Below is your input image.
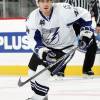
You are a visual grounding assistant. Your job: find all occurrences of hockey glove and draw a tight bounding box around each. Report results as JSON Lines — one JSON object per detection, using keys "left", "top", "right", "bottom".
{"left": 38, "top": 47, "right": 49, "bottom": 59}
{"left": 79, "top": 27, "right": 94, "bottom": 49}
{"left": 45, "top": 51, "right": 57, "bottom": 64}
{"left": 38, "top": 47, "right": 57, "bottom": 64}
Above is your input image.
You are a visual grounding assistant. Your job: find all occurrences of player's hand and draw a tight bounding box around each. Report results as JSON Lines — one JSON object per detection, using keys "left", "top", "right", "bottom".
{"left": 78, "top": 39, "right": 87, "bottom": 49}
{"left": 79, "top": 27, "right": 93, "bottom": 49}
{"left": 78, "top": 37, "right": 93, "bottom": 49}
{"left": 45, "top": 51, "right": 57, "bottom": 64}
{"left": 38, "top": 47, "right": 57, "bottom": 64}
{"left": 38, "top": 47, "right": 49, "bottom": 59}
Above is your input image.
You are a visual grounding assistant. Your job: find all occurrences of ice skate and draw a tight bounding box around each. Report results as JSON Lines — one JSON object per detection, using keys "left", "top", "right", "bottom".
{"left": 83, "top": 71, "right": 94, "bottom": 78}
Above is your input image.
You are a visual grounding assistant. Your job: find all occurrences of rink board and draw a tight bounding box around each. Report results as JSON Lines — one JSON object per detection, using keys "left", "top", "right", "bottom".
{"left": 0, "top": 65, "right": 100, "bottom": 76}
{"left": 0, "top": 19, "right": 100, "bottom": 76}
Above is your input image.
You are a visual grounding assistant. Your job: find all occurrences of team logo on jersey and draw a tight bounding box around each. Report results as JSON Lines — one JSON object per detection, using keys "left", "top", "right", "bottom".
{"left": 42, "top": 27, "right": 60, "bottom": 45}
{"left": 39, "top": 20, "right": 45, "bottom": 26}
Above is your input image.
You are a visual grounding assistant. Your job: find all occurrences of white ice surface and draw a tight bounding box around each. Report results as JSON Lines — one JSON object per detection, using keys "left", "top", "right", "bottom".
{"left": 0, "top": 76, "right": 100, "bottom": 100}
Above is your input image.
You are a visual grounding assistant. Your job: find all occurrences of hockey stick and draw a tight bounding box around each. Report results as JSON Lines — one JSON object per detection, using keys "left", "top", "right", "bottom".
{"left": 18, "top": 46, "right": 78, "bottom": 87}
{"left": 51, "top": 49, "right": 75, "bottom": 75}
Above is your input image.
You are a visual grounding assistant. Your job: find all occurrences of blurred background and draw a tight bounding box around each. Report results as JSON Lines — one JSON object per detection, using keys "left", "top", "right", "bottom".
{"left": 0, "top": 0, "right": 36, "bottom": 18}
{"left": 0, "top": 0, "right": 65, "bottom": 18}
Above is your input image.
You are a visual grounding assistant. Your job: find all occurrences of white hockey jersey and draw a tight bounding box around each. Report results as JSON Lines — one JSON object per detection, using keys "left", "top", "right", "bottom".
{"left": 26, "top": 3, "right": 92, "bottom": 54}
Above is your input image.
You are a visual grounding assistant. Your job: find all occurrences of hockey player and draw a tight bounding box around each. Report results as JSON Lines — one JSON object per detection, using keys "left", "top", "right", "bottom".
{"left": 26, "top": 0, "right": 94, "bottom": 99}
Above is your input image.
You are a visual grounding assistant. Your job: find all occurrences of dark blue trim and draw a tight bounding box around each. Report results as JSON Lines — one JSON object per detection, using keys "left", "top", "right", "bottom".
{"left": 35, "top": 81, "right": 49, "bottom": 90}
{"left": 31, "top": 81, "right": 49, "bottom": 96}
{"left": 34, "top": 30, "right": 44, "bottom": 53}
{"left": 39, "top": 10, "right": 47, "bottom": 21}
{"left": 67, "top": 18, "right": 92, "bottom": 27}
{"left": 49, "top": 7, "right": 53, "bottom": 20}
{"left": 39, "top": 7, "right": 53, "bottom": 21}
{"left": 80, "top": 26, "right": 94, "bottom": 32}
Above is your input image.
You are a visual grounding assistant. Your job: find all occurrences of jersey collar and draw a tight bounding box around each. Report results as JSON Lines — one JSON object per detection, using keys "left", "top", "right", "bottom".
{"left": 39, "top": 7, "right": 53, "bottom": 21}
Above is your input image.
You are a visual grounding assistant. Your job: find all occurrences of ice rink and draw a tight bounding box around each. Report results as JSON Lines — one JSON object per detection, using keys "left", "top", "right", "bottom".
{"left": 0, "top": 76, "right": 100, "bottom": 100}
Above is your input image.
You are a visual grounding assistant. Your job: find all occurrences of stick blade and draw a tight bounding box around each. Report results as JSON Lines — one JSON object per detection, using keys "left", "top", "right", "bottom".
{"left": 18, "top": 77, "right": 23, "bottom": 87}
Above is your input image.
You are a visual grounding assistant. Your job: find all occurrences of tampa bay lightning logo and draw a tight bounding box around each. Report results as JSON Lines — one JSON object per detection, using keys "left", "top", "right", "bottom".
{"left": 42, "top": 27, "right": 59, "bottom": 45}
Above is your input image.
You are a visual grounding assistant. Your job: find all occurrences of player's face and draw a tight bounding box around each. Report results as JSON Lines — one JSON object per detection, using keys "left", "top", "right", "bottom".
{"left": 38, "top": 0, "right": 52, "bottom": 16}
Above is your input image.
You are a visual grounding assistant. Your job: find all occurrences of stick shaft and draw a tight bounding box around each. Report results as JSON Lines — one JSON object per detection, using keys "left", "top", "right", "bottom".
{"left": 18, "top": 46, "right": 78, "bottom": 87}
